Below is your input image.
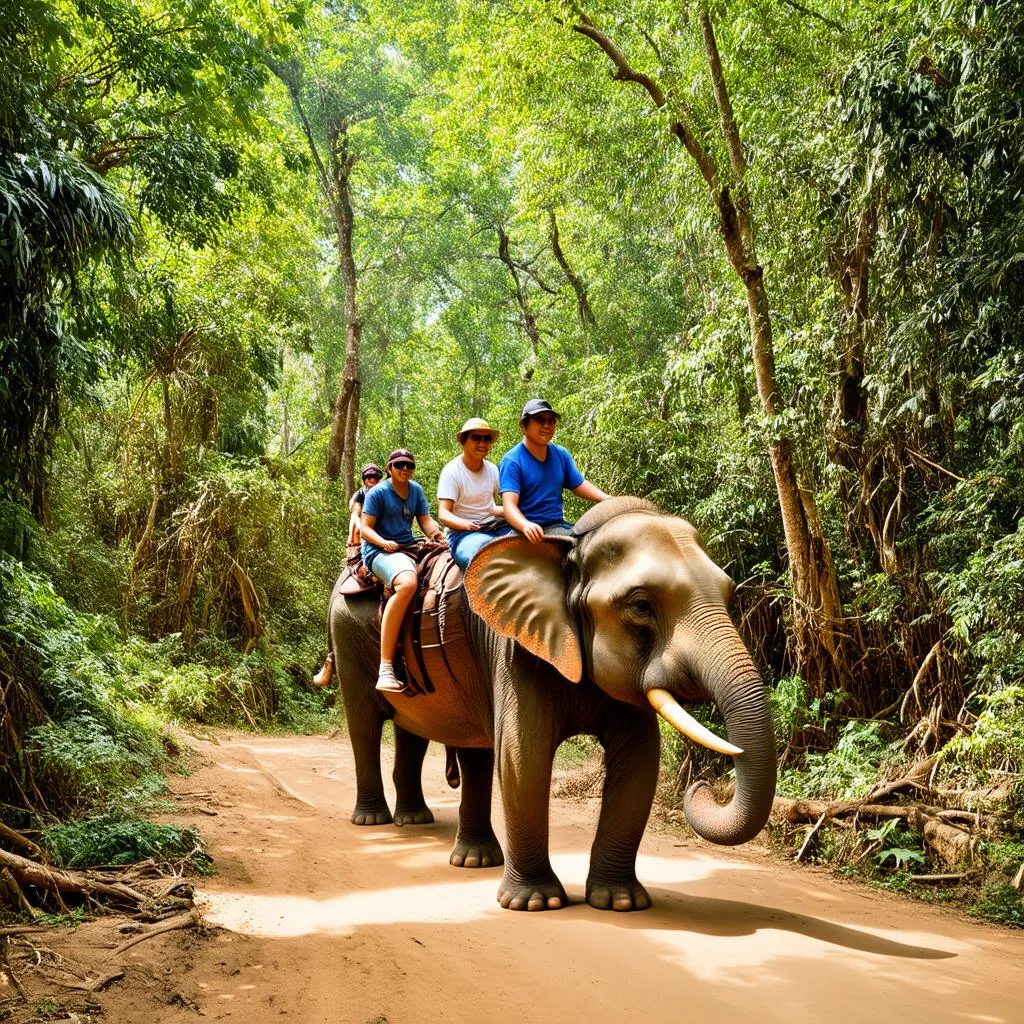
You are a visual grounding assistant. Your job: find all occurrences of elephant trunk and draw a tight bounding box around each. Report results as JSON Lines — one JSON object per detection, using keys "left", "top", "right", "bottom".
{"left": 681, "top": 622, "right": 777, "bottom": 846}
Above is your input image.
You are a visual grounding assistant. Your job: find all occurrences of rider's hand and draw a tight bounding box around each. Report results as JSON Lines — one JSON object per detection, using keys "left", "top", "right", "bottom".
{"left": 522, "top": 521, "right": 545, "bottom": 544}
{"left": 381, "top": 540, "right": 400, "bottom": 553}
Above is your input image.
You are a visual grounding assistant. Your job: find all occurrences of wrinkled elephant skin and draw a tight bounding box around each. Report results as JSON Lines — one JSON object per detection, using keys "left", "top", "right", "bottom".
{"left": 328, "top": 497, "right": 776, "bottom": 911}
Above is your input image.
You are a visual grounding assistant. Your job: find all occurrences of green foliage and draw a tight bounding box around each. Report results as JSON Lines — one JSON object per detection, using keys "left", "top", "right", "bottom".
{"left": 939, "top": 522, "right": 1024, "bottom": 692}
{"left": 984, "top": 839, "right": 1024, "bottom": 877}
{"left": 875, "top": 846, "right": 924, "bottom": 870}
{"left": 771, "top": 675, "right": 809, "bottom": 746}
{"left": 41, "top": 813, "right": 205, "bottom": 869}
{"left": 971, "top": 882, "right": 1024, "bottom": 930}
{"left": 0, "top": 558, "right": 170, "bottom": 817}
{"left": 1, "top": 0, "right": 293, "bottom": 511}
{"left": 940, "top": 687, "right": 1024, "bottom": 780}
{"left": 780, "top": 720, "right": 897, "bottom": 800}
{"left": 555, "top": 735, "right": 600, "bottom": 769}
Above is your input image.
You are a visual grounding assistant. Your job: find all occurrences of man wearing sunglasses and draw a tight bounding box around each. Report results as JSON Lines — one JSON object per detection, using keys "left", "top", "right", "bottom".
{"left": 500, "top": 398, "right": 609, "bottom": 543}
{"left": 360, "top": 449, "right": 445, "bottom": 693}
{"left": 437, "top": 417, "right": 512, "bottom": 571}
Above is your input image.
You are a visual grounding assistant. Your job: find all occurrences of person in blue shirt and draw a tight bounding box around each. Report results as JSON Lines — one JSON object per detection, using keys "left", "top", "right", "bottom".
{"left": 360, "top": 448, "right": 445, "bottom": 693}
{"left": 499, "top": 398, "right": 609, "bottom": 543}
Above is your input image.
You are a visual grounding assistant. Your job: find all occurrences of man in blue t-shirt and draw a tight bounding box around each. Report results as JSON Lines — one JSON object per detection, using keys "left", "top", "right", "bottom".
{"left": 360, "top": 448, "right": 445, "bottom": 693}
{"left": 499, "top": 398, "right": 610, "bottom": 543}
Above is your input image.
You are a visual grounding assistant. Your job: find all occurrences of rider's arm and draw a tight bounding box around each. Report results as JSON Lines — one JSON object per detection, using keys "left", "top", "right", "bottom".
{"left": 359, "top": 514, "right": 398, "bottom": 552}
{"left": 438, "top": 498, "right": 479, "bottom": 532}
{"left": 502, "top": 491, "right": 544, "bottom": 544}
{"left": 417, "top": 513, "right": 445, "bottom": 543}
{"left": 572, "top": 480, "right": 609, "bottom": 503}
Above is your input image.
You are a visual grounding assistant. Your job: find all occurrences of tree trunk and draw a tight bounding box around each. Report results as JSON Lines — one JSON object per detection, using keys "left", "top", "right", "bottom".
{"left": 269, "top": 60, "right": 362, "bottom": 498}
{"left": 573, "top": 8, "right": 851, "bottom": 692}
{"left": 548, "top": 210, "right": 596, "bottom": 330}
{"left": 161, "top": 377, "right": 179, "bottom": 481}
{"left": 496, "top": 224, "right": 543, "bottom": 381}
{"left": 324, "top": 123, "right": 361, "bottom": 496}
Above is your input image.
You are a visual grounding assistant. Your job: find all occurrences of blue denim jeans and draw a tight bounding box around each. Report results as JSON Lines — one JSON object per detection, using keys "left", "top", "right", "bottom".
{"left": 447, "top": 525, "right": 515, "bottom": 571}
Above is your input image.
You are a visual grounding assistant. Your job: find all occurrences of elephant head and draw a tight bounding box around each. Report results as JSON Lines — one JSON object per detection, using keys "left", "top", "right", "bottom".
{"left": 463, "top": 497, "right": 776, "bottom": 846}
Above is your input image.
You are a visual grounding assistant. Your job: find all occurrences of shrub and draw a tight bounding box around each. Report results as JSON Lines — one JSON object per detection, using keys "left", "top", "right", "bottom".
{"left": 780, "top": 719, "right": 898, "bottom": 800}
{"left": 42, "top": 814, "right": 206, "bottom": 869}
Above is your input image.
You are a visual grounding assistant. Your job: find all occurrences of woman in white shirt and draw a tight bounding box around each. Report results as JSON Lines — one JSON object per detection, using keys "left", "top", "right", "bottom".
{"left": 436, "top": 418, "right": 512, "bottom": 570}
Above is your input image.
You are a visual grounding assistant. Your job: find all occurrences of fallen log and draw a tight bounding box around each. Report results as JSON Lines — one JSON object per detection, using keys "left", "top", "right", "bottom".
{"left": 772, "top": 797, "right": 913, "bottom": 823}
{"left": 0, "top": 848, "right": 146, "bottom": 908}
{"left": 772, "top": 797, "right": 979, "bottom": 869}
{"left": 920, "top": 816, "right": 975, "bottom": 867}
{"left": 0, "top": 823, "right": 42, "bottom": 860}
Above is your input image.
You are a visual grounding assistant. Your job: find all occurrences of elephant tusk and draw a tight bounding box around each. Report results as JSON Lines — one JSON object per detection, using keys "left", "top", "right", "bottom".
{"left": 647, "top": 689, "right": 744, "bottom": 756}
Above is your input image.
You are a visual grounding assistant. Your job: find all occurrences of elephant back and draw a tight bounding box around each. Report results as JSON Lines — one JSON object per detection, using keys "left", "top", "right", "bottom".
{"left": 399, "top": 551, "right": 483, "bottom": 698}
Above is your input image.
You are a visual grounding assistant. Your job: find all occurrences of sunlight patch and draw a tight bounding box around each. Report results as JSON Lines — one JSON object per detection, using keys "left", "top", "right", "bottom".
{"left": 197, "top": 878, "right": 502, "bottom": 937}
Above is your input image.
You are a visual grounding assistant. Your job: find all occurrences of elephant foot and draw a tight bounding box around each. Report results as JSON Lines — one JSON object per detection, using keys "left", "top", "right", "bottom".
{"left": 449, "top": 833, "right": 503, "bottom": 869}
{"left": 497, "top": 871, "right": 567, "bottom": 911}
{"left": 585, "top": 874, "right": 652, "bottom": 912}
{"left": 393, "top": 804, "right": 434, "bottom": 827}
{"left": 351, "top": 802, "right": 393, "bottom": 826}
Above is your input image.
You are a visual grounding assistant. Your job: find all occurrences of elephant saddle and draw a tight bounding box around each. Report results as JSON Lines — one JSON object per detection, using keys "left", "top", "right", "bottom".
{"left": 397, "top": 550, "right": 482, "bottom": 699}
{"left": 333, "top": 539, "right": 444, "bottom": 597}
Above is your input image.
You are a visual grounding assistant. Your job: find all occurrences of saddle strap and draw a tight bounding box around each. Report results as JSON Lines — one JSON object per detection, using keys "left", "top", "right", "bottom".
{"left": 398, "top": 550, "right": 483, "bottom": 698}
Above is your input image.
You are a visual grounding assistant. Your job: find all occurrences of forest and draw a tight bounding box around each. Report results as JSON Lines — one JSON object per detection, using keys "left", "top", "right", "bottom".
{"left": 1, "top": 0, "right": 1022, "bottom": 930}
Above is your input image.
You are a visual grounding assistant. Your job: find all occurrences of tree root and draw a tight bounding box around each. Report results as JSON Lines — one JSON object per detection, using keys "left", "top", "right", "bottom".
{"left": 108, "top": 908, "right": 202, "bottom": 959}
{"left": 0, "top": 847, "right": 147, "bottom": 907}
{"left": 772, "top": 794, "right": 984, "bottom": 869}
{"left": 0, "top": 829, "right": 199, "bottom": 922}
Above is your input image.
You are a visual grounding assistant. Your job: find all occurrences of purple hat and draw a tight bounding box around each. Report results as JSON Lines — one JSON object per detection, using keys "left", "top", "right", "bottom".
{"left": 360, "top": 463, "right": 383, "bottom": 480}
{"left": 386, "top": 448, "right": 416, "bottom": 472}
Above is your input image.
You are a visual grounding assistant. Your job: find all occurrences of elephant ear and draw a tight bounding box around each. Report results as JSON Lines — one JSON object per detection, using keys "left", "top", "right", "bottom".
{"left": 463, "top": 534, "right": 582, "bottom": 683}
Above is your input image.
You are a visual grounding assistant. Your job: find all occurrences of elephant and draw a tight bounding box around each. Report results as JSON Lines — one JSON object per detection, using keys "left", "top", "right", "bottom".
{"left": 327, "top": 496, "right": 776, "bottom": 912}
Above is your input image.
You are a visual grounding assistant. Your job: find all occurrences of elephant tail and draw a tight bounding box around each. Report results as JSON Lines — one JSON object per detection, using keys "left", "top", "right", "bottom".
{"left": 445, "top": 746, "right": 461, "bottom": 789}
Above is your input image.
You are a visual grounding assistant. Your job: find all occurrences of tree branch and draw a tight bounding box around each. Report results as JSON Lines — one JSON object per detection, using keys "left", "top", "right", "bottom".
{"left": 699, "top": 6, "right": 745, "bottom": 182}
{"left": 267, "top": 59, "right": 335, "bottom": 207}
{"left": 777, "top": 0, "right": 844, "bottom": 31}
{"left": 549, "top": 209, "right": 596, "bottom": 328}
{"left": 571, "top": 14, "right": 719, "bottom": 195}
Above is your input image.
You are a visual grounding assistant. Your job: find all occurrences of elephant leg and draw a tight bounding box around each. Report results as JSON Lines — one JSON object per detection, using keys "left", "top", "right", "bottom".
{"left": 337, "top": 649, "right": 393, "bottom": 826}
{"left": 345, "top": 709, "right": 392, "bottom": 825}
{"left": 392, "top": 726, "right": 434, "bottom": 826}
{"left": 450, "top": 748, "right": 503, "bottom": 868}
{"left": 586, "top": 706, "right": 660, "bottom": 911}
{"left": 495, "top": 701, "right": 566, "bottom": 911}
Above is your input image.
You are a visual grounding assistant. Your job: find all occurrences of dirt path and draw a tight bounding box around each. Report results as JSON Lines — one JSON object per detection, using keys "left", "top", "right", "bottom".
{"left": 82, "top": 731, "right": 1024, "bottom": 1023}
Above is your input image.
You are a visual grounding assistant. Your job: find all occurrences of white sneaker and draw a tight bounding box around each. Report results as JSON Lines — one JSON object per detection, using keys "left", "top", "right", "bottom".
{"left": 375, "top": 664, "right": 406, "bottom": 693}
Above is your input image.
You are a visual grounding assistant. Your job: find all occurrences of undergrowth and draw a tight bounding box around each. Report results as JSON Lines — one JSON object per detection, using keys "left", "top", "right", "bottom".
{"left": 0, "top": 556, "right": 335, "bottom": 877}
{"left": 41, "top": 814, "right": 210, "bottom": 872}
{"left": 760, "top": 675, "right": 1024, "bottom": 929}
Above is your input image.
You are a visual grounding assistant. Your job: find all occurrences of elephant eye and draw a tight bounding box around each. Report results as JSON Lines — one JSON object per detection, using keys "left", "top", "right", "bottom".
{"left": 622, "top": 593, "right": 658, "bottom": 624}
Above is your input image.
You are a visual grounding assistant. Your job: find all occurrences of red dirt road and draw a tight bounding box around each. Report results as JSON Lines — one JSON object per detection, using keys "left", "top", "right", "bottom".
{"left": 97, "top": 732, "right": 1023, "bottom": 1023}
